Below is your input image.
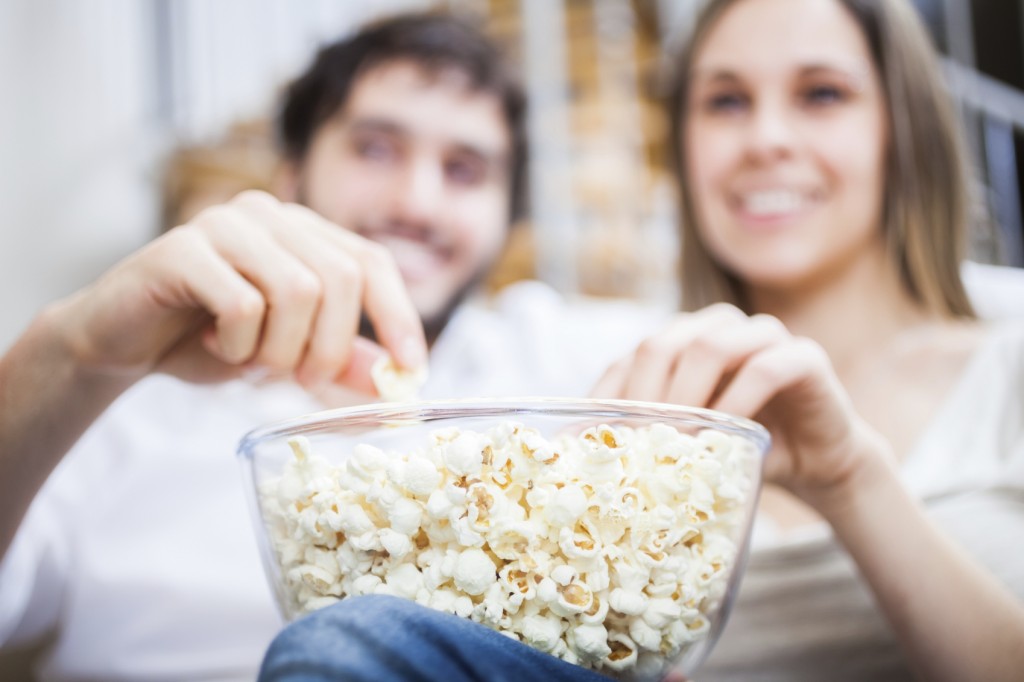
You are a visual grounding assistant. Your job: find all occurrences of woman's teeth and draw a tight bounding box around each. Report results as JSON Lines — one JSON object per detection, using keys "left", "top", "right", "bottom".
{"left": 742, "top": 190, "right": 806, "bottom": 216}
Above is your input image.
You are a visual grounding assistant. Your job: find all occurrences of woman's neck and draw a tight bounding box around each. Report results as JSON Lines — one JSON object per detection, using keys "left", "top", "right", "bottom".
{"left": 745, "top": 246, "right": 931, "bottom": 374}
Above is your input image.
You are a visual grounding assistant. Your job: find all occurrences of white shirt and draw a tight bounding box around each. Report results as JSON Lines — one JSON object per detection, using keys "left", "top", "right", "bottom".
{"left": 701, "top": 320, "right": 1024, "bottom": 681}
{"left": 0, "top": 282, "right": 665, "bottom": 681}
{"left": 5, "top": 266, "right": 1022, "bottom": 680}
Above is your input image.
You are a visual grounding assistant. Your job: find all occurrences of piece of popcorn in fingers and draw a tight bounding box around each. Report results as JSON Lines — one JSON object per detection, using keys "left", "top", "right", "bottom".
{"left": 371, "top": 354, "right": 428, "bottom": 402}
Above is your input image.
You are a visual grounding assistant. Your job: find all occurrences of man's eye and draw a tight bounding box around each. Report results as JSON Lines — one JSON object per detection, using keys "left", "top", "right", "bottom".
{"left": 356, "top": 139, "right": 397, "bottom": 161}
{"left": 446, "top": 158, "right": 485, "bottom": 185}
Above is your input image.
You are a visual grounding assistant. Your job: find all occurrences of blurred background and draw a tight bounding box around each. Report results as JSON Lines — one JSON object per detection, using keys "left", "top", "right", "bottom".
{"left": 1, "top": 0, "right": 1023, "bottom": 351}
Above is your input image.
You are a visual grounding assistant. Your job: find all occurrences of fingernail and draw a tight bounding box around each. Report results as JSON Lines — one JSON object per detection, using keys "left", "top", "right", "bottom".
{"left": 241, "top": 364, "right": 271, "bottom": 383}
{"left": 398, "top": 336, "right": 427, "bottom": 370}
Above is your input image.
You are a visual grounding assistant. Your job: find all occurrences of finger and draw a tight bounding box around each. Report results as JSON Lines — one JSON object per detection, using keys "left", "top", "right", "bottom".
{"left": 255, "top": 199, "right": 428, "bottom": 372}
{"left": 196, "top": 206, "right": 322, "bottom": 372}
{"left": 162, "top": 227, "right": 267, "bottom": 364}
{"left": 589, "top": 356, "right": 633, "bottom": 399}
{"left": 661, "top": 671, "right": 689, "bottom": 682}
{"left": 622, "top": 305, "right": 747, "bottom": 402}
{"left": 620, "top": 331, "right": 683, "bottom": 402}
{"left": 667, "top": 314, "right": 789, "bottom": 408}
{"left": 262, "top": 204, "right": 366, "bottom": 386}
{"left": 349, "top": 240, "right": 426, "bottom": 371}
{"left": 296, "top": 251, "right": 362, "bottom": 387}
{"left": 711, "top": 337, "right": 830, "bottom": 419}
{"left": 333, "top": 336, "right": 388, "bottom": 394}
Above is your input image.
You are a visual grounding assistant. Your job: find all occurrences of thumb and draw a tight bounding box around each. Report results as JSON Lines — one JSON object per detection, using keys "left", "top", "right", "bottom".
{"left": 332, "top": 337, "right": 388, "bottom": 395}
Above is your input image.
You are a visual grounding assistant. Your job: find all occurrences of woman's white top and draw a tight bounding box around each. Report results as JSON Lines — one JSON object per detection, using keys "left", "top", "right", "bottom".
{"left": 702, "top": 321, "right": 1024, "bottom": 681}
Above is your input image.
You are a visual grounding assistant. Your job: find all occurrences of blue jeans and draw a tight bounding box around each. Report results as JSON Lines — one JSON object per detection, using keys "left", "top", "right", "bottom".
{"left": 258, "top": 594, "right": 611, "bottom": 682}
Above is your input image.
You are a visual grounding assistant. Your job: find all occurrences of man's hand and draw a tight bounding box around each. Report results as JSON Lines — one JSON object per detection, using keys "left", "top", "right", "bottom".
{"left": 52, "top": 190, "right": 427, "bottom": 392}
{"left": 1, "top": 190, "right": 429, "bottom": 558}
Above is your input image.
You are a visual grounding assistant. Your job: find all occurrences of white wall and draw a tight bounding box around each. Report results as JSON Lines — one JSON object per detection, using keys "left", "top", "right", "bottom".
{"left": 0, "top": 0, "right": 431, "bottom": 351}
{"left": 1, "top": 0, "right": 160, "bottom": 350}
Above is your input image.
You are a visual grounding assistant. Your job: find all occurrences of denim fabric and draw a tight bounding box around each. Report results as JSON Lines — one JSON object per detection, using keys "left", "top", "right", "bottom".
{"left": 258, "top": 594, "right": 612, "bottom": 682}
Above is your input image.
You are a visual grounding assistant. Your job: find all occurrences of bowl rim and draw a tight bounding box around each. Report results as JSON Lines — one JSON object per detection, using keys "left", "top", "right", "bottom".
{"left": 236, "top": 396, "right": 771, "bottom": 458}
{"left": 237, "top": 395, "right": 771, "bottom": 668}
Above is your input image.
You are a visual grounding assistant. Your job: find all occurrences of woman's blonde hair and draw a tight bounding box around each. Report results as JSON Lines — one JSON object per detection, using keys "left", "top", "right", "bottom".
{"left": 668, "top": 0, "right": 976, "bottom": 317}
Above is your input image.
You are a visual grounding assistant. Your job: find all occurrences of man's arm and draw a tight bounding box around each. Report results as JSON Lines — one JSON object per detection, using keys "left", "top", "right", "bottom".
{"left": 0, "top": 304, "right": 134, "bottom": 561}
{"left": 0, "top": 191, "right": 427, "bottom": 560}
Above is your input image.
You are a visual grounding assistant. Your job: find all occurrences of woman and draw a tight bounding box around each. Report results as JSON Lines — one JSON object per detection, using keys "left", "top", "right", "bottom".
{"left": 259, "top": 1, "right": 1024, "bottom": 680}
{"left": 594, "top": 0, "right": 1024, "bottom": 679}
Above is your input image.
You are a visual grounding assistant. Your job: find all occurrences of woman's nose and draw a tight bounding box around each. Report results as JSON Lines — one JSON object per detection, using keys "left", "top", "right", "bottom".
{"left": 744, "top": 98, "right": 797, "bottom": 163}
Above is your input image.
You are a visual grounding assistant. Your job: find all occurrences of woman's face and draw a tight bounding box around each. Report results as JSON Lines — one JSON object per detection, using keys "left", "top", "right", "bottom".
{"left": 685, "top": 0, "right": 889, "bottom": 292}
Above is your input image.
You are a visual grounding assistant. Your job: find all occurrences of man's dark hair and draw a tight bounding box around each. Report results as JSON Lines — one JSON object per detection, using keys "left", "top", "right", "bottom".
{"left": 278, "top": 12, "right": 528, "bottom": 222}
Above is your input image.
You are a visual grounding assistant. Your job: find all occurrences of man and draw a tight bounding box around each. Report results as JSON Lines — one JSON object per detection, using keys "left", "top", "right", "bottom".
{"left": 274, "top": 12, "right": 527, "bottom": 349}
{"left": 0, "top": 13, "right": 662, "bottom": 680}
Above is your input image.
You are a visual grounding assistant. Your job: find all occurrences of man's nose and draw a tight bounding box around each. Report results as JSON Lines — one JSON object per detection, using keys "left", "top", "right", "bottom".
{"left": 394, "top": 156, "right": 445, "bottom": 223}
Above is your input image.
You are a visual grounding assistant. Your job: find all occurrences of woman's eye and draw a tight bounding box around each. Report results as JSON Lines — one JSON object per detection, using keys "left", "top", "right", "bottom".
{"left": 802, "top": 85, "right": 845, "bottom": 107}
{"left": 705, "top": 92, "right": 748, "bottom": 114}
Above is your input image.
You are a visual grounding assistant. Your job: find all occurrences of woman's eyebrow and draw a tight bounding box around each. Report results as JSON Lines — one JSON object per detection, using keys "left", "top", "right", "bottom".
{"left": 690, "top": 68, "right": 744, "bottom": 86}
{"left": 692, "top": 61, "right": 871, "bottom": 88}
{"left": 797, "top": 63, "right": 871, "bottom": 90}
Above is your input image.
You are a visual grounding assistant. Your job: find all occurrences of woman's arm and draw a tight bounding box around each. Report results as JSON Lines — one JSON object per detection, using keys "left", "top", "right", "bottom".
{"left": 592, "top": 305, "right": 1024, "bottom": 681}
{"left": 818, "top": 444, "right": 1024, "bottom": 682}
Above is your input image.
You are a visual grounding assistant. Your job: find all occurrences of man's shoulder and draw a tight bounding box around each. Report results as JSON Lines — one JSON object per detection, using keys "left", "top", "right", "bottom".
{"left": 428, "top": 280, "right": 670, "bottom": 398}
{"left": 446, "top": 280, "right": 669, "bottom": 360}
{"left": 470, "top": 280, "right": 669, "bottom": 328}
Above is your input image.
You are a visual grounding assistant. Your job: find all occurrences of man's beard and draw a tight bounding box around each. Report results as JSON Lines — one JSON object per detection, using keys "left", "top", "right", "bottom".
{"left": 359, "top": 260, "right": 496, "bottom": 347}
{"left": 292, "top": 182, "right": 501, "bottom": 349}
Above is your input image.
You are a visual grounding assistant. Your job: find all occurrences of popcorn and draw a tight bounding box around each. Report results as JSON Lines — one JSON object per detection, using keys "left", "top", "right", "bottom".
{"left": 642, "top": 597, "right": 683, "bottom": 630}
{"left": 260, "top": 423, "right": 758, "bottom": 679}
{"left": 453, "top": 548, "right": 498, "bottom": 596}
{"left": 370, "top": 355, "right": 427, "bottom": 402}
{"left": 441, "top": 431, "right": 486, "bottom": 476}
{"left": 609, "top": 587, "right": 648, "bottom": 616}
{"left": 350, "top": 573, "right": 382, "bottom": 596}
{"left": 385, "top": 563, "right": 424, "bottom": 599}
{"left": 379, "top": 528, "right": 413, "bottom": 560}
{"left": 545, "top": 484, "right": 588, "bottom": 527}
{"left": 605, "top": 632, "right": 640, "bottom": 672}
{"left": 386, "top": 497, "right": 423, "bottom": 536}
{"left": 536, "top": 576, "right": 560, "bottom": 603}
{"left": 571, "top": 623, "right": 613, "bottom": 661}
{"left": 551, "top": 580, "right": 593, "bottom": 617}
{"left": 628, "top": 616, "right": 662, "bottom": 652}
{"left": 551, "top": 564, "right": 577, "bottom": 587}
{"left": 400, "top": 456, "right": 442, "bottom": 496}
{"left": 519, "top": 613, "right": 564, "bottom": 652}
{"left": 425, "top": 489, "right": 455, "bottom": 520}
{"left": 579, "top": 591, "right": 609, "bottom": 625}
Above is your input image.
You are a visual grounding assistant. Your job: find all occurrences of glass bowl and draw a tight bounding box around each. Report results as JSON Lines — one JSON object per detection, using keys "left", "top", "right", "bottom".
{"left": 238, "top": 398, "right": 769, "bottom": 680}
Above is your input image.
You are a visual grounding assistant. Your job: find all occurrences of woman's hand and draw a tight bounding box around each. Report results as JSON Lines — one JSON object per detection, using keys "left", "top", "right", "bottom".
{"left": 51, "top": 190, "right": 427, "bottom": 393}
{"left": 591, "top": 304, "right": 889, "bottom": 513}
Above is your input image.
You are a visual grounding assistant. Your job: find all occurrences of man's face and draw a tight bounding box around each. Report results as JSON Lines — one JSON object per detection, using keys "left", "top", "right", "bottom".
{"left": 291, "top": 60, "right": 512, "bottom": 338}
